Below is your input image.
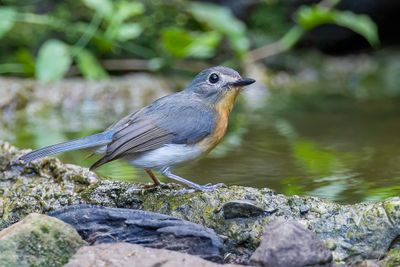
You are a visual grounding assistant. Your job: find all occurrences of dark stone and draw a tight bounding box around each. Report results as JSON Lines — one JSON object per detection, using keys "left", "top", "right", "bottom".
{"left": 250, "top": 219, "right": 333, "bottom": 267}
{"left": 299, "top": 204, "right": 310, "bottom": 215}
{"left": 49, "top": 204, "right": 223, "bottom": 262}
{"left": 222, "top": 200, "right": 265, "bottom": 219}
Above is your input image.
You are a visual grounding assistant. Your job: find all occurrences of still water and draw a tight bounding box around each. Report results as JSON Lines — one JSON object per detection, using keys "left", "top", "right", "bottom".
{"left": 2, "top": 92, "right": 400, "bottom": 204}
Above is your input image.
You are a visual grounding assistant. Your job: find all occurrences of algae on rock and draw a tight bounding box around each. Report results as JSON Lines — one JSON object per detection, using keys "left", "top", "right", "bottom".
{"left": 0, "top": 142, "right": 98, "bottom": 229}
{"left": 380, "top": 248, "right": 400, "bottom": 267}
{"left": 0, "top": 213, "right": 86, "bottom": 267}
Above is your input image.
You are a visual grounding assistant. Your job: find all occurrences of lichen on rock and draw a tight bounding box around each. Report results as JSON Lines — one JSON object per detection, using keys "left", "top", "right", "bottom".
{"left": 0, "top": 141, "right": 98, "bottom": 229}
{"left": 0, "top": 213, "right": 86, "bottom": 267}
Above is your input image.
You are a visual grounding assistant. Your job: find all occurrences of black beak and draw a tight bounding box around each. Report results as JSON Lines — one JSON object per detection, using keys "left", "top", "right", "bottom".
{"left": 230, "top": 78, "right": 256, "bottom": 87}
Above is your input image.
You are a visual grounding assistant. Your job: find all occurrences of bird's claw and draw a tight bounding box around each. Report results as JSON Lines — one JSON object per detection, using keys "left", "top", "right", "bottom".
{"left": 164, "top": 183, "right": 226, "bottom": 195}
{"left": 196, "top": 182, "right": 226, "bottom": 192}
{"left": 140, "top": 182, "right": 163, "bottom": 190}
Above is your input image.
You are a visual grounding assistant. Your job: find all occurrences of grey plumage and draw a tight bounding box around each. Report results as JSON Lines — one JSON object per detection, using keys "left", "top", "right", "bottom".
{"left": 90, "top": 91, "right": 215, "bottom": 170}
{"left": 21, "top": 90, "right": 216, "bottom": 169}
{"left": 20, "top": 131, "right": 114, "bottom": 163}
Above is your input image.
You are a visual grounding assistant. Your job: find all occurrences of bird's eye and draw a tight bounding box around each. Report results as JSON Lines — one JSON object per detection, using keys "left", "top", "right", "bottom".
{"left": 209, "top": 73, "right": 219, "bottom": 84}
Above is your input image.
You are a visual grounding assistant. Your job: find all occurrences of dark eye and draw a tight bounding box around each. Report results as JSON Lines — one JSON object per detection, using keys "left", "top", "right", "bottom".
{"left": 209, "top": 73, "right": 219, "bottom": 84}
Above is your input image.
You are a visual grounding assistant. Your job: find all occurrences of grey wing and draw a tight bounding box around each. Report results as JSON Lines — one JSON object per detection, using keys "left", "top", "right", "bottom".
{"left": 90, "top": 94, "right": 215, "bottom": 170}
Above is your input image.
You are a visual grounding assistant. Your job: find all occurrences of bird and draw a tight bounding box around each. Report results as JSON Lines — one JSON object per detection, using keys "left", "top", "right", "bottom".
{"left": 19, "top": 66, "right": 255, "bottom": 191}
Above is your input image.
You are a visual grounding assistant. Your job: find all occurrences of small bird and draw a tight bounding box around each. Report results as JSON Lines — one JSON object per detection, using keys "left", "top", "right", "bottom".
{"left": 20, "top": 66, "right": 255, "bottom": 191}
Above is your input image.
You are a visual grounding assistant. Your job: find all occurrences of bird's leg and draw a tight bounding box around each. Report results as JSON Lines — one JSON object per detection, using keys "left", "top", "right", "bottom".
{"left": 160, "top": 167, "right": 224, "bottom": 192}
{"left": 145, "top": 169, "right": 161, "bottom": 187}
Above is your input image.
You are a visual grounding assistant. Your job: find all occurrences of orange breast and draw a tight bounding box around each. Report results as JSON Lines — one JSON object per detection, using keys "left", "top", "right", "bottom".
{"left": 198, "top": 90, "right": 239, "bottom": 152}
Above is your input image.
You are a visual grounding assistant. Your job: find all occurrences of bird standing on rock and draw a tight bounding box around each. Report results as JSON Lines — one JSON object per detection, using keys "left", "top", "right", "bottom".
{"left": 20, "top": 66, "right": 255, "bottom": 191}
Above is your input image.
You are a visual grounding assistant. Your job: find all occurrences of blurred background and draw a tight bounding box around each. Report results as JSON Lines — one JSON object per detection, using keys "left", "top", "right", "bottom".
{"left": 1, "top": 0, "right": 400, "bottom": 203}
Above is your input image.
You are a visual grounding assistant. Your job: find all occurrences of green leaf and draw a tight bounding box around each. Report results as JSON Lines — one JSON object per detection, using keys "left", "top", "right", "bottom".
{"left": 73, "top": 48, "right": 108, "bottom": 80}
{"left": 16, "top": 49, "right": 36, "bottom": 76}
{"left": 187, "top": 31, "right": 221, "bottom": 58}
{"left": 161, "top": 28, "right": 194, "bottom": 58}
{"left": 82, "top": 0, "right": 113, "bottom": 18}
{"left": 161, "top": 28, "right": 220, "bottom": 58}
{"left": 114, "top": 1, "right": 144, "bottom": 22}
{"left": 36, "top": 39, "right": 72, "bottom": 81}
{"left": 333, "top": 11, "right": 379, "bottom": 47}
{"left": 116, "top": 23, "right": 142, "bottom": 41}
{"left": 296, "top": 5, "right": 334, "bottom": 29}
{"left": 188, "top": 2, "right": 249, "bottom": 56}
{"left": 296, "top": 6, "right": 379, "bottom": 47}
{"left": 0, "top": 7, "right": 16, "bottom": 39}
{"left": 104, "top": 2, "right": 144, "bottom": 40}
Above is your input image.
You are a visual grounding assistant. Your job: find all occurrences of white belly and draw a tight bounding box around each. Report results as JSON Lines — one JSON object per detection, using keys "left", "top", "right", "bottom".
{"left": 128, "top": 144, "right": 204, "bottom": 170}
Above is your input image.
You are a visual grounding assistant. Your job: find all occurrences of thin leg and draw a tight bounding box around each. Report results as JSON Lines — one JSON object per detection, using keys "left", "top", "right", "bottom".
{"left": 145, "top": 169, "right": 161, "bottom": 186}
{"left": 160, "top": 167, "right": 224, "bottom": 192}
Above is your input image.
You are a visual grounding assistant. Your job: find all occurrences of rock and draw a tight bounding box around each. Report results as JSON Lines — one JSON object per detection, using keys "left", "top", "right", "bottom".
{"left": 351, "top": 260, "right": 380, "bottom": 267}
{"left": 222, "top": 200, "right": 266, "bottom": 219}
{"left": 2, "top": 142, "right": 400, "bottom": 265}
{"left": 0, "top": 76, "right": 171, "bottom": 126}
{"left": 49, "top": 204, "right": 223, "bottom": 262}
{"left": 249, "top": 219, "right": 333, "bottom": 267}
{"left": 379, "top": 248, "right": 400, "bottom": 267}
{"left": 0, "top": 213, "right": 86, "bottom": 267}
{"left": 65, "top": 243, "right": 243, "bottom": 267}
{"left": 0, "top": 141, "right": 99, "bottom": 229}
{"left": 299, "top": 204, "right": 310, "bottom": 215}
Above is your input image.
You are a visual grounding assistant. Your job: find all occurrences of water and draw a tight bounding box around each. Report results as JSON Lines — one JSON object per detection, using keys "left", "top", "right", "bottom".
{"left": 2, "top": 91, "right": 400, "bottom": 204}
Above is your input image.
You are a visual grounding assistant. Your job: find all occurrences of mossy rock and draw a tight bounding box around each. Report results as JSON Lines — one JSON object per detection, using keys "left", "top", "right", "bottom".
{"left": 0, "top": 213, "right": 86, "bottom": 267}
{"left": 2, "top": 141, "right": 400, "bottom": 265}
{"left": 380, "top": 248, "right": 400, "bottom": 267}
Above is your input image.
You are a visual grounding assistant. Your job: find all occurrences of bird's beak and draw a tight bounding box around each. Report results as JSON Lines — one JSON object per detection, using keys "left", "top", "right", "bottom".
{"left": 230, "top": 78, "right": 256, "bottom": 87}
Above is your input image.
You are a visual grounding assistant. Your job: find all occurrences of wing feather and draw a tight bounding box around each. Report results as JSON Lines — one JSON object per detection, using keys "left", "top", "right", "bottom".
{"left": 90, "top": 92, "right": 216, "bottom": 170}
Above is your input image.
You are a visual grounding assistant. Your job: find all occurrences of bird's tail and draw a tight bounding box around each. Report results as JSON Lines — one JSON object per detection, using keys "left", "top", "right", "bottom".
{"left": 20, "top": 131, "right": 113, "bottom": 163}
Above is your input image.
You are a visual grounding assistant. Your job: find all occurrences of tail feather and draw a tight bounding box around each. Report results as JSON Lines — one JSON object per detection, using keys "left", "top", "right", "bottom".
{"left": 20, "top": 131, "right": 113, "bottom": 163}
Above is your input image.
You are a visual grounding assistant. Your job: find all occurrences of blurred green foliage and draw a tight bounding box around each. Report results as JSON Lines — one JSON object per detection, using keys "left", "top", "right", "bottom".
{"left": 0, "top": 0, "right": 379, "bottom": 81}
{"left": 296, "top": 4, "right": 379, "bottom": 47}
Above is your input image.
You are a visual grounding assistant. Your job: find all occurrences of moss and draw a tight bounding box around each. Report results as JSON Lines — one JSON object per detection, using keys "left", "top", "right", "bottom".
{"left": 381, "top": 248, "right": 400, "bottom": 267}
{"left": 383, "top": 198, "right": 400, "bottom": 223}
{"left": 0, "top": 213, "right": 86, "bottom": 267}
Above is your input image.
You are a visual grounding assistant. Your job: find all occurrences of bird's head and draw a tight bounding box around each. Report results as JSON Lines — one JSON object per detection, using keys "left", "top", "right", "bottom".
{"left": 185, "top": 66, "right": 255, "bottom": 105}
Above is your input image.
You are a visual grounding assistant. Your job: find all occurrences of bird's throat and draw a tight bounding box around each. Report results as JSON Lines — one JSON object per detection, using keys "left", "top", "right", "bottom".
{"left": 198, "top": 89, "right": 239, "bottom": 152}
{"left": 216, "top": 89, "right": 240, "bottom": 115}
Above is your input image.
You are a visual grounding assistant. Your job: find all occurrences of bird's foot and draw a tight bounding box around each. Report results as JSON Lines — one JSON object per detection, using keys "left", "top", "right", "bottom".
{"left": 195, "top": 183, "right": 226, "bottom": 192}
{"left": 168, "top": 183, "right": 226, "bottom": 194}
{"left": 140, "top": 183, "right": 162, "bottom": 190}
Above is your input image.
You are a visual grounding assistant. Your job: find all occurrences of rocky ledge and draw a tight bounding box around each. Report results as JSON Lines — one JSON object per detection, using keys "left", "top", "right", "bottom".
{"left": 1, "top": 141, "right": 400, "bottom": 266}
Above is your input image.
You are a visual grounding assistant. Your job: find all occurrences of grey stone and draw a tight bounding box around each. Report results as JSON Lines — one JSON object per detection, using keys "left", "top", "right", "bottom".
{"left": 250, "top": 219, "right": 333, "bottom": 267}
{"left": 351, "top": 260, "right": 379, "bottom": 267}
{"left": 49, "top": 204, "right": 223, "bottom": 262}
{"left": 222, "top": 200, "right": 265, "bottom": 219}
{"left": 65, "top": 243, "right": 243, "bottom": 267}
{"left": 0, "top": 213, "right": 86, "bottom": 267}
